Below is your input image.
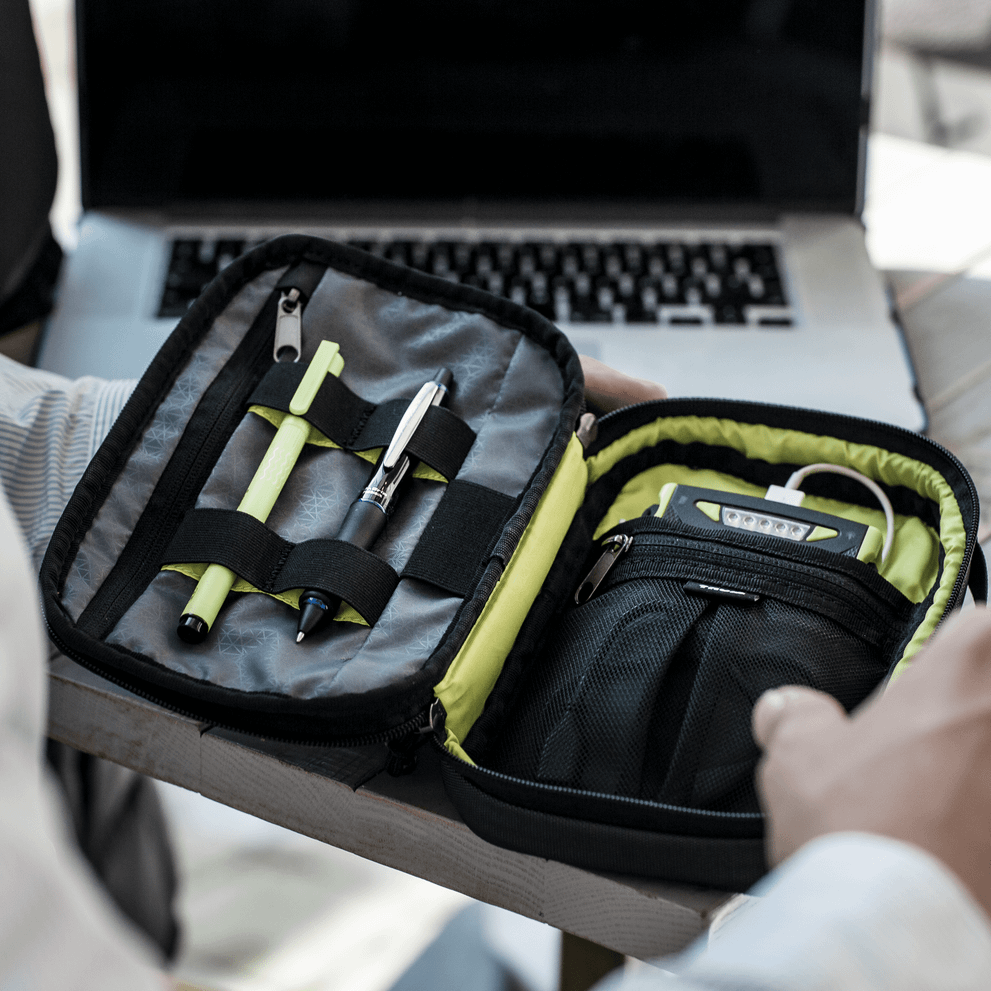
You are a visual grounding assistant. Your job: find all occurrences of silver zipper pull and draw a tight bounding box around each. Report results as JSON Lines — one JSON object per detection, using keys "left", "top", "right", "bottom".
{"left": 574, "top": 533, "right": 633, "bottom": 605}
{"left": 274, "top": 288, "right": 302, "bottom": 362}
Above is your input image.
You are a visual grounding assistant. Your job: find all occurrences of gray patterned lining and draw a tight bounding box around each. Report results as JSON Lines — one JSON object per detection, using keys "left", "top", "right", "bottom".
{"left": 62, "top": 268, "right": 287, "bottom": 621}
{"left": 71, "top": 262, "right": 566, "bottom": 701}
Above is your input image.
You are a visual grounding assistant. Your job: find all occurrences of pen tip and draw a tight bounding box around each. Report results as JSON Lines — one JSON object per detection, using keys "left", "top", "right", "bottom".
{"left": 296, "top": 631, "right": 305, "bottom": 643}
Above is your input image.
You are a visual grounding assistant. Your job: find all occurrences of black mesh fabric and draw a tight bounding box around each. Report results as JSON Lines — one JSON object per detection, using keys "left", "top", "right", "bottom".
{"left": 487, "top": 516, "right": 908, "bottom": 816}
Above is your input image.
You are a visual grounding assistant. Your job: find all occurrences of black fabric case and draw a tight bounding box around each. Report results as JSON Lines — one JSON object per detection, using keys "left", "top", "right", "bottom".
{"left": 40, "top": 236, "right": 985, "bottom": 891}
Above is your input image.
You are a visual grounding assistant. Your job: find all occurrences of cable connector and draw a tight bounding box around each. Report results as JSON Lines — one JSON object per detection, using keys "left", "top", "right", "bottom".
{"left": 764, "top": 484, "right": 806, "bottom": 507}
{"left": 767, "top": 463, "right": 895, "bottom": 563}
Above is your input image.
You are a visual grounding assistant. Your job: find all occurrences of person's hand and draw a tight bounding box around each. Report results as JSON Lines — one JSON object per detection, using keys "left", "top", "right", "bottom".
{"left": 579, "top": 354, "right": 667, "bottom": 412}
{"left": 753, "top": 606, "right": 991, "bottom": 917}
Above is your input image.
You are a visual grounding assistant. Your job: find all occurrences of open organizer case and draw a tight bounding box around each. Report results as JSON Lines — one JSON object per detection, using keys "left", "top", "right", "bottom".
{"left": 41, "top": 236, "right": 986, "bottom": 891}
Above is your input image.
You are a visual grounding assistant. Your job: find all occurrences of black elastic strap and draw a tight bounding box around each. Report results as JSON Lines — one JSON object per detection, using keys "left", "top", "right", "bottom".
{"left": 249, "top": 365, "right": 376, "bottom": 445}
{"left": 275, "top": 259, "right": 327, "bottom": 301}
{"left": 403, "top": 480, "right": 517, "bottom": 596}
{"left": 247, "top": 364, "right": 476, "bottom": 480}
{"left": 162, "top": 508, "right": 400, "bottom": 625}
{"left": 353, "top": 401, "right": 476, "bottom": 482}
{"left": 278, "top": 539, "right": 398, "bottom": 624}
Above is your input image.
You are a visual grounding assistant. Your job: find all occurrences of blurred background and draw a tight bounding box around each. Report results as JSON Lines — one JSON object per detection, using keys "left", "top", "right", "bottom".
{"left": 15, "top": 0, "right": 991, "bottom": 988}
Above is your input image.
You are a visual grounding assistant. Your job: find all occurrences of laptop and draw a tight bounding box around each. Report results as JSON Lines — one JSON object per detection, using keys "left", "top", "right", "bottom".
{"left": 38, "top": 0, "right": 925, "bottom": 431}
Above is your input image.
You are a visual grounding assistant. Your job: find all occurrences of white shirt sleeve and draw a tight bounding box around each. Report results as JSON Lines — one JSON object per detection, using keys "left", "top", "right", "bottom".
{"left": 0, "top": 353, "right": 135, "bottom": 570}
{"left": 601, "top": 832, "right": 991, "bottom": 991}
{"left": 0, "top": 486, "right": 162, "bottom": 990}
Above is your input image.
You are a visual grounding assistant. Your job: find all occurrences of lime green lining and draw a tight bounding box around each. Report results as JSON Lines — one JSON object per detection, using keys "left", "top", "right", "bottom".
{"left": 437, "top": 436, "right": 588, "bottom": 764}
{"left": 249, "top": 405, "right": 447, "bottom": 482}
{"left": 586, "top": 416, "right": 966, "bottom": 675}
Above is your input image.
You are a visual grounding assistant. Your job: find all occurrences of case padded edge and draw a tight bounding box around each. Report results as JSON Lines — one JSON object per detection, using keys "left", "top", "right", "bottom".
{"left": 440, "top": 753, "right": 766, "bottom": 891}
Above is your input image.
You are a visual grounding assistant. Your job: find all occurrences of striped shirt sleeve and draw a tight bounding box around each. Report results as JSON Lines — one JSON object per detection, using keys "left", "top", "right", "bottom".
{"left": 0, "top": 354, "right": 135, "bottom": 570}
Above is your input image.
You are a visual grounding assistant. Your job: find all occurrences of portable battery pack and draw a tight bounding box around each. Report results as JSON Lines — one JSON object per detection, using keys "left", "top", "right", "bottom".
{"left": 655, "top": 482, "right": 885, "bottom": 565}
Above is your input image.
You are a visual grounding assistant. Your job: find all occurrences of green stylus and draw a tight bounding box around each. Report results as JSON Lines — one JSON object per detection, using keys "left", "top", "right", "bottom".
{"left": 176, "top": 340, "right": 345, "bottom": 644}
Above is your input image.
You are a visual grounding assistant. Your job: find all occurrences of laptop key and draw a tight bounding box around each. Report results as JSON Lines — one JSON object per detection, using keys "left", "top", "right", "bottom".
{"left": 622, "top": 243, "right": 644, "bottom": 274}
{"left": 410, "top": 242, "right": 430, "bottom": 270}
{"left": 708, "top": 244, "right": 728, "bottom": 270}
{"left": 518, "top": 249, "right": 536, "bottom": 278}
{"left": 452, "top": 242, "right": 474, "bottom": 273}
{"left": 196, "top": 240, "right": 216, "bottom": 265}
{"left": 715, "top": 304, "right": 746, "bottom": 325}
{"left": 596, "top": 282, "right": 614, "bottom": 312}
{"left": 536, "top": 242, "right": 558, "bottom": 271}
{"left": 496, "top": 243, "right": 515, "bottom": 273}
{"left": 666, "top": 244, "right": 686, "bottom": 273}
{"left": 580, "top": 243, "right": 601, "bottom": 274}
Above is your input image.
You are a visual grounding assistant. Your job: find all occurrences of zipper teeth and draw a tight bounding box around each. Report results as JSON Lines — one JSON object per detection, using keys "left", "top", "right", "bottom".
{"left": 610, "top": 536, "right": 885, "bottom": 597}
{"left": 596, "top": 398, "right": 982, "bottom": 618}
{"left": 622, "top": 527, "right": 892, "bottom": 595}
{"left": 434, "top": 738, "right": 761, "bottom": 822}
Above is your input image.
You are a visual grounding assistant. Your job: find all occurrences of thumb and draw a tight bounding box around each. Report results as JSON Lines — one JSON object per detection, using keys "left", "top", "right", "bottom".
{"left": 752, "top": 685, "right": 848, "bottom": 752}
{"left": 579, "top": 354, "right": 667, "bottom": 411}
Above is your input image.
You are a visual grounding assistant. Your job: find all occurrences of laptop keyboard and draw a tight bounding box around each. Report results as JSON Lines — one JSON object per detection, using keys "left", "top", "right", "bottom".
{"left": 159, "top": 236, "right": 791, "bottom": 326}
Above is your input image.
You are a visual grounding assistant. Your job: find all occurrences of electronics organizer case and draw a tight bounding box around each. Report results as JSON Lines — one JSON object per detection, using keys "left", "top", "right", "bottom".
{"left": 41, "top": 235, "right": 985, "bottom": 891}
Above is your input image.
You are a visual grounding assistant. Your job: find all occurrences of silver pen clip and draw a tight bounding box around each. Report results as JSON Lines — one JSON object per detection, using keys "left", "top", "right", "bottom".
{"left": 273, "top": 289, "right": 302, "bottom": 363}
{"left": 382, "top": 370, "right": 451, "bottom": 471}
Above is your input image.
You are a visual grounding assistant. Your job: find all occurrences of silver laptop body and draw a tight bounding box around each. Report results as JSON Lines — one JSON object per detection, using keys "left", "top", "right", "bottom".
{"left": 40, "top": 0, "right": 923, "bottom": 431}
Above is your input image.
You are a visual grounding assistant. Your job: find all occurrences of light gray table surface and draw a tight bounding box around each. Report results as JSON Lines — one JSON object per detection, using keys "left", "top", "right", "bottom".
{"left": 46, "top": 652, "right": 734, "bottom": 962}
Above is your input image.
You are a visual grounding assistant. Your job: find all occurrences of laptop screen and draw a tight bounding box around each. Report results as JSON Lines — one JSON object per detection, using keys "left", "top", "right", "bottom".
{"left": 78, "top": 0, "right": 870, "bottom": 214}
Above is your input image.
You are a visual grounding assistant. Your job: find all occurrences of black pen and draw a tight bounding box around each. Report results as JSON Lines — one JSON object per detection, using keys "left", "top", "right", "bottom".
{"left": 296, "top": 367, "right": 453, "bottom": 641}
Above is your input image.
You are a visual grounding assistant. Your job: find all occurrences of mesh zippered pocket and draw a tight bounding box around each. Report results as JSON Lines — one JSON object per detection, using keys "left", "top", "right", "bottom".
{"left": 487, "top": 514, "right": 911, "bottom": 815}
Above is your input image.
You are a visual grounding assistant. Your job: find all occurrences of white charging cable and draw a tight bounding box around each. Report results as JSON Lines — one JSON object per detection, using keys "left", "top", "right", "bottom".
{"left": 766, "top": 463, "right": 895, "bottom": 563}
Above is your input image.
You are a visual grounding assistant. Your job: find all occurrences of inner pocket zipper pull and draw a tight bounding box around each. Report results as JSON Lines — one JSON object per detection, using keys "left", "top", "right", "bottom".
{"left": 574, "top": 534, "right": 633, "bottom": 605}
{"left": 274, "top": 288, "right": 303, "bottom": 362}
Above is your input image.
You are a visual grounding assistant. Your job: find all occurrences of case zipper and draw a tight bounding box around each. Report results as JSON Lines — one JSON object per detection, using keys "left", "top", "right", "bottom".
{"left": 434, "top": 737, "right": 761, "bottom": 823}
{"left": 273, "top": 288, "right": 302, "bottom": 362}
{"left": 574, "top": 533, "right": 633, "bottom": 605}
{"left": 385, "top": 699, "right": 446, "bottom": 776}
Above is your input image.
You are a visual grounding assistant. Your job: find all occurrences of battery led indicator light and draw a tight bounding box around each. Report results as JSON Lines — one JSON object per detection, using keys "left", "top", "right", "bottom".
{"left": 719, "top": 504, "right": 812, "bottom": 541}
